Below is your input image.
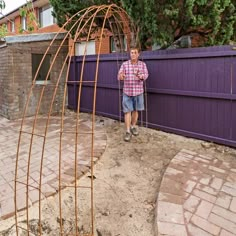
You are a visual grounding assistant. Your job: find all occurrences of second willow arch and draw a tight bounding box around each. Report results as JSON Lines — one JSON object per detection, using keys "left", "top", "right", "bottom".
{"left": 14, "top": 4, "right": 137, "bottom": 236}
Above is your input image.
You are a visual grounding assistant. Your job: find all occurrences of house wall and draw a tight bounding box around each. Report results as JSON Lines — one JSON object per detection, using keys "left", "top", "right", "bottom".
{"left": 0, "top": 36, "right": 68, "bottom": 119}
{"left": 3, "top": 7, "right": 63, "bottom": 35}
{"left": 95, "top": 34, "right": 111, "bottom": 55}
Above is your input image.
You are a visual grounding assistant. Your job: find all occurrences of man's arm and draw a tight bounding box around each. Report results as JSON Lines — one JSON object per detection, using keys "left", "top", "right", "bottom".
{"left": 118, "top": 64, "right": 125, "bottom": 80}
{"left": 142, "top": 63, "right": 149, "bottom": 80}
{"left": 137, "top": 62, "right": 149, "bottom": 80}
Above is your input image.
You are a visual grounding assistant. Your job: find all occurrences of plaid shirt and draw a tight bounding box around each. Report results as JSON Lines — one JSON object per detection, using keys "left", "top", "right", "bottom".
{"left": 118, "top": 60, "right": 149, "bottom": 96}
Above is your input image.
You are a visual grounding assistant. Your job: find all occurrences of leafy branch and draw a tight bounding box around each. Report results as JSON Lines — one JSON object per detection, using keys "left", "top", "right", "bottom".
{"left": 0, "top": 23, "right": 7, "bottom": 38}
{"left": 19, "top": 0, "right": 40, "bottom": 33}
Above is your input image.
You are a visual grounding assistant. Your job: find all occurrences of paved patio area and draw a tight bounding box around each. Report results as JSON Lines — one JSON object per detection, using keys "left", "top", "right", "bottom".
{"left": 0, "top": 114, "right": 107, "bottom": 220}
{"left": 156, "top": 149, "right": 236, "bottom": 236}
{"left": 1, "top": 114, "right": 236, "bottom": 235}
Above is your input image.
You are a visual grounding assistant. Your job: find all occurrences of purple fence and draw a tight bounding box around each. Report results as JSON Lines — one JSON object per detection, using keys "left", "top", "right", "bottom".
{"left": 68, "top": 45, "right": 236, "bottom": 147}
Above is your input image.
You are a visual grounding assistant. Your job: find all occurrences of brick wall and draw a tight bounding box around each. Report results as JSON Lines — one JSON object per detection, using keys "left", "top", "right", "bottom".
{"left": 0, "top": 46, "right": 10, "bottom": 117}
{"left": 36, "top": 24, "right": 64, "bottom": 34}
{"left": 96, "top": 35, "right": 110, "bottom": 54}
{"left": 0, "top": 36, "right": 68, "bottom": 120}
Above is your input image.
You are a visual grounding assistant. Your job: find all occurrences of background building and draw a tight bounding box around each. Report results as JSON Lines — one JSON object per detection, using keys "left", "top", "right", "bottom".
{"left": 0, "top": 0, "right": 127, "bottom": 55}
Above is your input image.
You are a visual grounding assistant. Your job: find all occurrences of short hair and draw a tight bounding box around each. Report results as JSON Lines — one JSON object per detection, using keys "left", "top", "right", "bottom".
{"left": 130, "top": 46, "right": 140, "bottom": 52}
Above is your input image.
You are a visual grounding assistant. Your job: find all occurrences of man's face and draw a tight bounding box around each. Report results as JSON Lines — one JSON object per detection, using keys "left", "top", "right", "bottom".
{"left": 130, "top": 49, "right": 139, "bottom": 62}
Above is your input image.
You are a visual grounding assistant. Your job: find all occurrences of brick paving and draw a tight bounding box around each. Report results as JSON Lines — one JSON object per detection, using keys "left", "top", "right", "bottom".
{"left": 0, "top": 114, "right": 107, "bottom": 220}
{"left": 1, "top": 114, "right": 236, "bottom": 236}
{"left": 156, "top": 149, "right": 236, "bottom": 236}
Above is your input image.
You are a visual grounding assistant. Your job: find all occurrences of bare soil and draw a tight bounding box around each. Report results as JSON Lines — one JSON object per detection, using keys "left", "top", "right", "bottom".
{"left": 1, "top": 114, "right": 236, "bottom": 236}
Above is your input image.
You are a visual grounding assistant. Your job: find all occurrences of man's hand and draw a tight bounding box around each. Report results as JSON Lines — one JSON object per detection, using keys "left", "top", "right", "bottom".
{"left": 119, "top": 72, "right": 125, "bottom": 80}
{"left": 136, "top": 71, "right": 144, "bottom": 80}
{"left": 137, "top": 73, "right": 144, "bottom": 80}
{"left": 134, "top": 69, "right": 143, "bottom": 80}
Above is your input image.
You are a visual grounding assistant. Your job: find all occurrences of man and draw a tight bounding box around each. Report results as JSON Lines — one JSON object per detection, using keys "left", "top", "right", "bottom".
{"left": 118, "top": 46, "right": 149, "bottom": 142}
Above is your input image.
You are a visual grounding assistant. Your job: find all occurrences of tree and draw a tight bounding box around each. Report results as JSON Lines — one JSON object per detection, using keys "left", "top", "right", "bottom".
{"left": 122, "top": 0, "right": 236, "bottom": 48}
{"left": 121, "top": 0, "right": 158, "bottom": 49}
{"left": 0, "top": 0, "right": 5, "bottom": 12}
{"left": 0, "top": 0, "right": 7, "bottom": 37}
{"left": 150, "top": 0, "right": 236, "bottom": 47}
{"left": 49, "top": 0, "right": 236, "bottom": 49}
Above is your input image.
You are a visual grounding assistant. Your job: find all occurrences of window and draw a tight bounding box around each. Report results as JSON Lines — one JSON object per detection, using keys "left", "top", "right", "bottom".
{"left": 39, "top": 5, "right": 55, "bottom": 28}
{"left": 75, "top": 41, "right": 96, "bottom": 56}
{"left": 32, "top": 54, "right": 51, "bottom": 84}
{"left": 110, "top": 36, "right": 127, "bottom": 53}
{"left": 21, "top": 16, "right": 27, "bottom": 30}
{"left": 10, "top": 19, "right": 15, "bottom": 32}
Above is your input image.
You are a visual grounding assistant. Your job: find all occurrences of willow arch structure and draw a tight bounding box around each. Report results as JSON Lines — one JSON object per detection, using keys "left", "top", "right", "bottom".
{"left": 14, "top": 4, "right": 136, "bottom": 236}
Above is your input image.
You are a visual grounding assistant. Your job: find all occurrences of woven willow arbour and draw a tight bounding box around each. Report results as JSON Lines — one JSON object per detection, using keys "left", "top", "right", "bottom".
{"left": 14, "top": 4, "right": 136, "bottom": 236}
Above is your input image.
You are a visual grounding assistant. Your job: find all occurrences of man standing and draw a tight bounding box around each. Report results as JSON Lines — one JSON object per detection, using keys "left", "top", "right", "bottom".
{"left": 118, "top": 46, "right": 149, "bottom": 142}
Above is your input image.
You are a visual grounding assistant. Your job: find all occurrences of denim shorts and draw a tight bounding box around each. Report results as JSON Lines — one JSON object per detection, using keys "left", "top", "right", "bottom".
{"left": 122, "top": 93, "right": 144, "bottom": 113}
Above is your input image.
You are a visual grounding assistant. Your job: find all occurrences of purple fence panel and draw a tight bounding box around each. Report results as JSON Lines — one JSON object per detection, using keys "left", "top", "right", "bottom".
{"left": 68, "top": 55, "right": 124, "bottom": 119}
{"left": 68, "top": 45, "right": 236, "bottom": 147}
{"left": 232, "top": 101, "right": 236, "bottom": 140}
{"left": 232, "top": 57, "right": 236, "bottom": 94}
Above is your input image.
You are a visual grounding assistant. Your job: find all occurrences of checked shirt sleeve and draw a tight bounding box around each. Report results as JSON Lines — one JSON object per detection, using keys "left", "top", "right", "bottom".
{"left": 117, "top": 63, "right": 125, "bottom": 80}
{"left": 140, "top": 62, "right": 149, "bottom": 80}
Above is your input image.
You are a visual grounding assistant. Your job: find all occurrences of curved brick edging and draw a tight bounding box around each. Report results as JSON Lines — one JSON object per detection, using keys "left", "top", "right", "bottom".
{"left": 155, "top": 149, "right": 236, "bottom": 236}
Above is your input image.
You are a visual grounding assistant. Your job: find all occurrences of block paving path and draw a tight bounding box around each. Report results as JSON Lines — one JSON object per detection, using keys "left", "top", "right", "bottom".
{"left": 1, "top": 113, "right": 236, "bottom": 236}
{"left": 156, "top": 149, "right": 236, "bottom": 236}
{"left": 0, "top": 114, "right": 107, "bottom": 220}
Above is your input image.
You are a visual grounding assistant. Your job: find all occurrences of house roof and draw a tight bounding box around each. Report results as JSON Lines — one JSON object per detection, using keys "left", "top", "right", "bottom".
{"left": 0, "top": 32, "right": 66, "bottom": 47}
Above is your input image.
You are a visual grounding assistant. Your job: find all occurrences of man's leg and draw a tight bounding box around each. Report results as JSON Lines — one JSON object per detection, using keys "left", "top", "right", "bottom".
{"left": 124, "top": 112, "right": 132, "bottom": 141}
{"left": 125, "top": 112, "right": 131, "bottom": 132}
{"left": 130, "top": 94, "right": 144, "bottom": 136}
{"left": 130, "top": 110, "right": 139, "bottom": 136}
{"left": 131, "top": 110, "right": 138, "bottom": 127}
{"left": 122, "top": 94, "right": 132, "bottom": 141}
